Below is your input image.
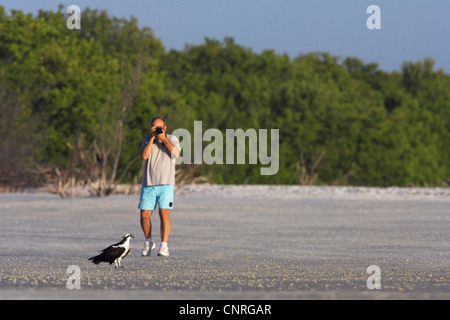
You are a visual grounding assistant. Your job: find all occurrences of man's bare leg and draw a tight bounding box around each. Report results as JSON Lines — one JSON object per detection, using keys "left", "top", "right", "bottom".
{"left": 140, "top": 209, "right": 153, "bottom": 239}
{"left": 140, "top": 209, "right": 155, "bottom": 256}
{"left": 159, "top": 208, "right": 171, "bottom": 243}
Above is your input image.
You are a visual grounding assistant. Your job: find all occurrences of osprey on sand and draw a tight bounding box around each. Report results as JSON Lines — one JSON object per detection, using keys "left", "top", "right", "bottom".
{"left": 88, "top": 234, "right": 134, "bottom": 268}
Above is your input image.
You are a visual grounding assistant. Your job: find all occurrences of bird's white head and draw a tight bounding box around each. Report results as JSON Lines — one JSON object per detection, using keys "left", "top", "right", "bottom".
{"left": 123, "top": 233, "right": 134, "bottom": 239}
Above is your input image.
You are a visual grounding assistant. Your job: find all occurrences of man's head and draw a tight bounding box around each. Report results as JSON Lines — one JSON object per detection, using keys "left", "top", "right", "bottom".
{"left": 151, "top": 117, "right": 167, "bottom": 131}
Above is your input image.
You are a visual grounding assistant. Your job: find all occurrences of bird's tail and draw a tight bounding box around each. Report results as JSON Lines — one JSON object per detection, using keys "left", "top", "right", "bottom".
{"left": 88, "top": 255, "right": 102, "bottom": 265}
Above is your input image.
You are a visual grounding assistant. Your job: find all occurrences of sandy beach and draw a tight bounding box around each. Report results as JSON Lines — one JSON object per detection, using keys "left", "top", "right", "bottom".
{"left": 0, "top": 185, "right": 449, "bottom": 300}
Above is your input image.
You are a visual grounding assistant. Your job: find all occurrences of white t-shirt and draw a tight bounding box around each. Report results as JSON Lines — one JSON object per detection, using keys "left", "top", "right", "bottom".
{"left": 140, "top": 134, "right": 181, "bottom": 186}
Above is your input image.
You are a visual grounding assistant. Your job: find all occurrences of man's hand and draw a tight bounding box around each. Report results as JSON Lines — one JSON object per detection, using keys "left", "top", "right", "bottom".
{"left": 151, "top": 126, "right": 167, "bottom": 142}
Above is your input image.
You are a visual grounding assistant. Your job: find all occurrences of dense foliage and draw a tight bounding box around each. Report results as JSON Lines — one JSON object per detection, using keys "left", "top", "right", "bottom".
{"left": 1, "top": 7, "right": 449, "bottom": 194}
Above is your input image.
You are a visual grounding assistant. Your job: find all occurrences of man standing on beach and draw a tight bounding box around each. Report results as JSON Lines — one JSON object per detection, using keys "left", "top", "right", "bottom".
{"left": 139, "top": 117, "right": 181, "bottom": 257}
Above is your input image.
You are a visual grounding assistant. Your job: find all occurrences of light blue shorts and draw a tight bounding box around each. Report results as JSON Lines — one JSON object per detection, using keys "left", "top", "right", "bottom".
{"left": 138, "top": 185, "right": 175, "bottom": 211}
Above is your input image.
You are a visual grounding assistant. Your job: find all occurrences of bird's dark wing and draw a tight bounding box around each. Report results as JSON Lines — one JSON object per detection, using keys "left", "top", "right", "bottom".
{"left": 97, "top": 246, "right": 126, "bottom": 264}
{"left": 98, "top": 238, "right": 125, "bottom": 252}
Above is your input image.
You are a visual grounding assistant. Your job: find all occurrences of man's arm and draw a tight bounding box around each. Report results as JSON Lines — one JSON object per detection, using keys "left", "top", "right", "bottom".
{"left": 141, "top": 136, "right": 155, "bottom": 160}
{"left": 160, "top": 135, "right": 181, "bottom": 158}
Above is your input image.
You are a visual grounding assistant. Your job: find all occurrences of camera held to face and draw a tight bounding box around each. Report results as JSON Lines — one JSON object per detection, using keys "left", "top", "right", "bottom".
{"left": 155, "top": 126, "right": 163, "bottom": 135}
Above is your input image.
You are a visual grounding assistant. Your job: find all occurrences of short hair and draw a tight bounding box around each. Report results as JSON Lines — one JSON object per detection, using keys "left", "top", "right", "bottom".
{"left": 151, "top": 117, "right": 166, "bottom": 127}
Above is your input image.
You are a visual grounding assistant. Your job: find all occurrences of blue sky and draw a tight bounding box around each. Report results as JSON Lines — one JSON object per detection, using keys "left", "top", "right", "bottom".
{"left": 2, "top": 0, "right": 449, "bottom": 72}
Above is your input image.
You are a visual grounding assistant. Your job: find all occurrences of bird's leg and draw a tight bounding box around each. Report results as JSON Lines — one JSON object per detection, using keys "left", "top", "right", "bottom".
{"left": 114, "top": 259, "right": 119, "bottom": 268}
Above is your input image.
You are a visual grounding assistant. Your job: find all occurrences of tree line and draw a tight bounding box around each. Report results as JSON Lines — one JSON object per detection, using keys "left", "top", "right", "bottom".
{"left": 0, "top": 6, "right": 449, "bottom": 196}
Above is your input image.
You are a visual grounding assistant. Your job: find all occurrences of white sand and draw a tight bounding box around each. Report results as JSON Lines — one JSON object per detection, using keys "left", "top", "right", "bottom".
{"left": 0, "top": 185, "right": 449, "bottom": 300}
{"left": 177, "top": 184, "right": 450, "bottom": 201}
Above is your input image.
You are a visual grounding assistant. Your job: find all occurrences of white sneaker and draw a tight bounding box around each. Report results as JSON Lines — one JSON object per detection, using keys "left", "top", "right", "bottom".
{"left": 158, "top": 243, "right": 169, "bottom": 257}
{"left": 141, "top": 240, "right": 156, "bottom": 256}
